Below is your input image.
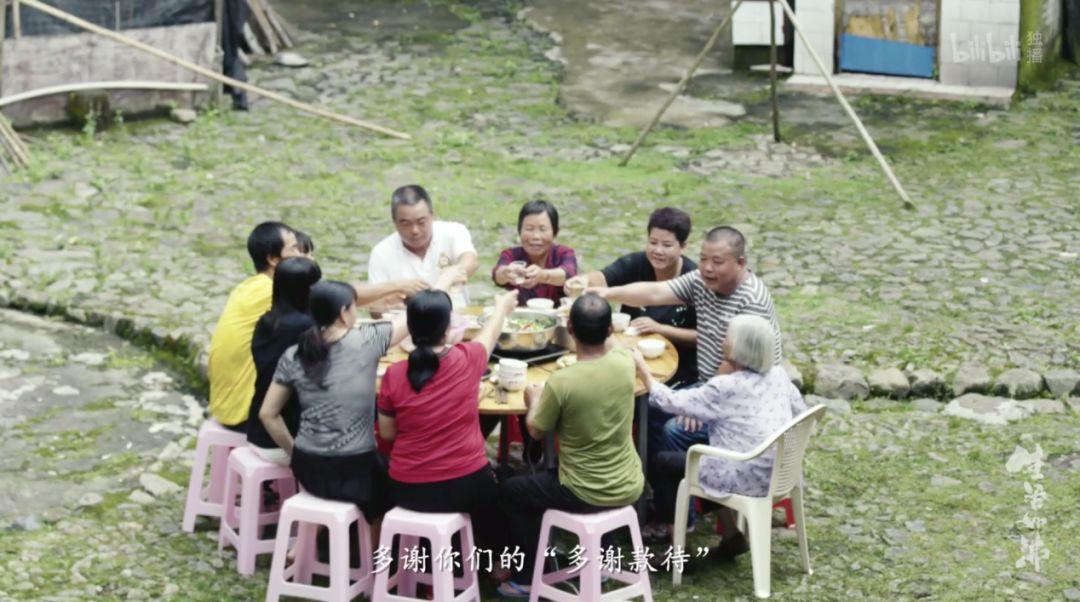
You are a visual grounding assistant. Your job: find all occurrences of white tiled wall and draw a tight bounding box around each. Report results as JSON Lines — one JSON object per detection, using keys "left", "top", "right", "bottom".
{"left": 792, "top": 0, "right": 835, "bottom": 76}
{"left": 940, "top": 0, "right": 1020, "bottom": 88}
{"left": 732, "top": 1, "right": 785, "bottom": 46}
{"left": 792, "top": 0, "right": 1019, "bottom": 89}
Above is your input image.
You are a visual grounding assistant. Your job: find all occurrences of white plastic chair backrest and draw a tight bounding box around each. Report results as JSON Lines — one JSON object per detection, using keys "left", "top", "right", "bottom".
{"left": 766, "top": 404, "right": 826, "bottom": 499}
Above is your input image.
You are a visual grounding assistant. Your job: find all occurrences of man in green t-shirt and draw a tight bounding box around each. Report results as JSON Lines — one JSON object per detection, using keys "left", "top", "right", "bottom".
{"left": 497, "top": 294, "right": 644, "bottom": 597}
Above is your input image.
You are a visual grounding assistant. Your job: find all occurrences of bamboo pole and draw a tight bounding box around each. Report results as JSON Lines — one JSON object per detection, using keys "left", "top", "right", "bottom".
{"left": 774, "top": 0, "right": 914, "bottom": 210}
{"left": 0, "top": 112, "right": 29, "bottom": 167}
{"left": 212, "top": 0, "right": 224, "bottom": 103}
{"left": 11, "top": 0, "right": 19, "bottom": 39}
{"left": 0, "top": 81, "right": 209, "bottom": 107}
{"left": 268, "top": 2, "right": 296, "bottom": 46}
{"left": 246, "top": 0, "right": 277, "bottom": 54}
{"left": 264, "top": 2, "right": 292, "bottom": 48}
{"left": 769, "top": 0, "right": 780, "bottom": 143}
{"left": 0, "top": 110, "right": 29, "bottom": 158}
{"left": 1, "top": 0, "right": 7, "bottom": 97}
{"left": 1, "top": 121, "right": 29, "bottom": 162}
{"left": 619, "top": 0, "right": 745, "bottom": 167}
{"left": 18, "top": 0, "right": 411, "bottom": 140}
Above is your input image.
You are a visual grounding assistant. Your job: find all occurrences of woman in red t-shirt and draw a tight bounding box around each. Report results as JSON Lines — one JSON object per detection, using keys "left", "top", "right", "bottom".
{"left": 377, "top": 288, "right": 518, "bottom": 574}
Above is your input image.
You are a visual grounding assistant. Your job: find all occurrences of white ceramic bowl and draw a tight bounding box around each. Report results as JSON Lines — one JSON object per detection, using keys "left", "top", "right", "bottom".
{"left": 526, "top": 298, "right": 555, "bottom": 311}
{"left": 637, "top": 338, "right": 666, "bottom": 359}
{"left": 612, "top": 312, "right": 631, "bottom": 332}
{"left": 498, "top": 358, "right": 528, "bottom": 391}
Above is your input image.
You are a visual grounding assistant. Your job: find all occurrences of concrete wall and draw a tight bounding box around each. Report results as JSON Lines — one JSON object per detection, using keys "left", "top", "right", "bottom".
{"left": 794, "top": 0, "right": 1023, "bottom": 89}
{"left": 940, "top": 0, "right": 1020, "bottom": 88}
{"left": 1, "top": 22, "right": 217, "bottom": 126}
{"left": 793, "top": 0, "right": 835, "bottom": 76}
{"left": 733, "top": 0, "right": 785, "bottom": 46}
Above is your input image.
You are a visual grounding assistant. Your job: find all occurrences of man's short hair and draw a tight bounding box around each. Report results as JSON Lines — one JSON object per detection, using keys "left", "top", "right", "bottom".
{"left": 391, "top": 185, "right": 432, "bottom": 219}
{"left": 725, "top": 314, "right": 775, "bottom": 373}
{"left": 647, "top": 207, "right": 692, "bottom": 244}
{"left": 705, "top": 226, "right": 746, "bottom": 259}
{"left": 294, "top": 229, "right": 315, "bottom": 255}
{"left": 247, "top": 221, "right": 291, "bottom": 273}
{"left": 569, "top": 293, "right": 611, "bottom": 346}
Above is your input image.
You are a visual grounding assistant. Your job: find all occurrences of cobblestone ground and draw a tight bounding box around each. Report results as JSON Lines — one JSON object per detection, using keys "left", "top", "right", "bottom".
{"left": 1, "top": 312, "right": 1078, "bottom": 601}
{"left": 0, "top": 310, "right": 200, "bottom": 525}
{"left": 0, "top": 1, "right": 1076, "bottom": 377}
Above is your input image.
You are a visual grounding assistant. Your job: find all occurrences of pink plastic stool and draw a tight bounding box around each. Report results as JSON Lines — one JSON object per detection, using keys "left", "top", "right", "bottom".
{"left": 530, "top": 506, "right": 653, "bottom": 602}
{"left": 373, "top": 508, "right": 480, "bottom": 602}
{"left": 182, "top": 419, "right": 248, "bottom": 532}
{"left": 218, "top": 446, "right": 298, "bottom": 575}
{"left": 266, "top": 491, "right": 374, "bottom": 602}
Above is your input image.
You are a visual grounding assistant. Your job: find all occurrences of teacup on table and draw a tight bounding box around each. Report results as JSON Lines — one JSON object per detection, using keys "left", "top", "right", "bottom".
{"left": 508, "top": 260, "right": 528, "bottom": 285}
{"left": 565, "top": 280, "right": 585, "bottom": 299}
{"left": 498, "top": 358, "right": 528, "bottom": 392}
{"left": 526, "top": 298, "right": 555, "bottom": 311}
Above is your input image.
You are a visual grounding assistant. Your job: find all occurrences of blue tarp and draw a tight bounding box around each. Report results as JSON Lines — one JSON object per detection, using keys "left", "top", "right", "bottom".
{"left": 839, "top": 33, "right": 936, "bottom": 79}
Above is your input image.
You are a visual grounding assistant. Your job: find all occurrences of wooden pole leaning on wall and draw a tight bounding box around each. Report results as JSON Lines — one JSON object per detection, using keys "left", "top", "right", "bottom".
{"left": 774, "top": 0, "right": 914, "bottom": 210}
{"left": 1, "top": 0, "right": 8, "bottom": 97}
{"left": 769, "top": 0, "right": 780, "bottom": 142}
{"left": 0, "top": 112, "right": 31, "bottom": 169}
{"left": 18, "top": 0, "right": 411, "bottom": 140}
{"left": 11, "top": 0, "right": 20, "bottom": 39}
{"left": 619, "top": 0, "right": 746, "bottom": 167}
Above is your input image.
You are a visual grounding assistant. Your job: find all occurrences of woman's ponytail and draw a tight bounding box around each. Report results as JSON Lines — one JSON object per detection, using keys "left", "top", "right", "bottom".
{"left": 296, "top": 325, "right": 331, "bottom": 387}
{"left": 407, "top": 344, "right": 440, "bottom": 393}
{"left": 297, "top": 280, "right": 357, "bottom": 388}
{"left": 404, "top": 290, "right": 453, "bottom": 392}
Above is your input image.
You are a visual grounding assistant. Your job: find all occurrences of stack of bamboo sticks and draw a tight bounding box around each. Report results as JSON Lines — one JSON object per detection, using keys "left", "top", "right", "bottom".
{"left": 246, "top": 0, "right": 293, "bottom": 55}
{"left": 0, "top": 112, "right": 30, "bottom": 171}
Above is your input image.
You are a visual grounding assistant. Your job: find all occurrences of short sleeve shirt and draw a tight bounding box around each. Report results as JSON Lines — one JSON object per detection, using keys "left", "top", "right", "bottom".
{"left": 208, "top": 273, "right": 273, "bottom": 426}
{"left": 272, "top": 322, "right": 392, "bottom": 456}
{"left": 248, "top": 311, "right": 315, "bottom": 448}
{"left": 601, "top": 252, "right": 698, "bottom": 383}
{"left": 668, "top": 270, "right": 783, "bottom": 381}
{"left": 367, "top": 221, "right": 476, "bottom": 307}
{"left": 491, "top": 244, "right": 578, "bottom": 304}
{"left": 532, "top": 347, "right": 643, "bottom": 506}
{"left": 377, "top": 342, "right": 490, "bottom": 483}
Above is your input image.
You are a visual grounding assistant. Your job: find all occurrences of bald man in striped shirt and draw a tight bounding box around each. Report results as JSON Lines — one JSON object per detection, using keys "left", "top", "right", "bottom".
{"left": 590, "top": 225, "right": 783, "bottom": 453}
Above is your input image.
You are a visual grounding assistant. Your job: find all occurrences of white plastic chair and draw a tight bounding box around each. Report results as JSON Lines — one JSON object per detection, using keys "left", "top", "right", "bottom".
{"left": 672, "top": 404, "right": 826, "bottom": 598}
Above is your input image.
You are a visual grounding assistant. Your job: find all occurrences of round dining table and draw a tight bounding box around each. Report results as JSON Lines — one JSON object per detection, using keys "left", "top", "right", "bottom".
{"left": 377, "top": 317, "right": 679, "bottom": 475}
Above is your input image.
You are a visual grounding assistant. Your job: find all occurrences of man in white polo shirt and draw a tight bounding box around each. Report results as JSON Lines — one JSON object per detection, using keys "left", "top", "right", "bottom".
{"left": 367, "top": 185, "right": 479, "bottom": 308}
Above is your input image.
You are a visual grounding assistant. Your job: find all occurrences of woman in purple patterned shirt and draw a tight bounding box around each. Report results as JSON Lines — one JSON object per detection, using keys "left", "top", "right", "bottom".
{"left": 492, "top": 200, "right": 577, "bottom": 305}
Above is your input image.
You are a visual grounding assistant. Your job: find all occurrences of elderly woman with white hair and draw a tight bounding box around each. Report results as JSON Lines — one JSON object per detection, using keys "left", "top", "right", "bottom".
{"left": 633, "top": 313, "right": 807, "bottom": 560}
